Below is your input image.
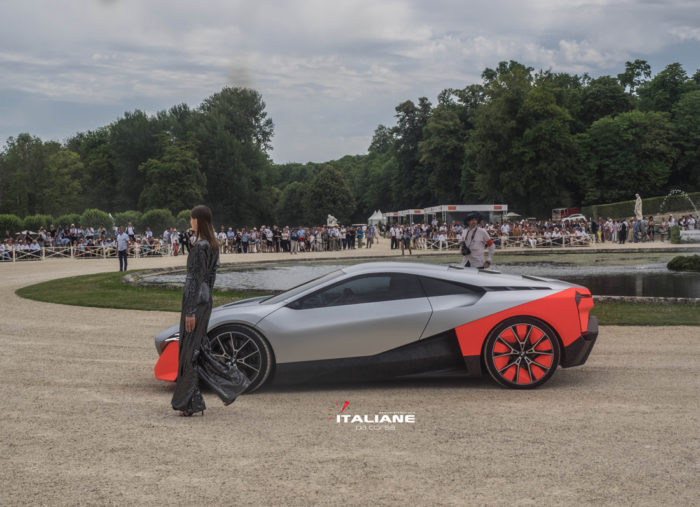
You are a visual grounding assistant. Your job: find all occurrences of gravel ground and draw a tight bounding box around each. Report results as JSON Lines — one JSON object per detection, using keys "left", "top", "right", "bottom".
{"left": 1, "top": 247, "right": 699, "bottom": 506}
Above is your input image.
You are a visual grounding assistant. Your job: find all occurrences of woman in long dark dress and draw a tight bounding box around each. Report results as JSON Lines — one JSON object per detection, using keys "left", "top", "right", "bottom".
{"left": 171, "top": 205, "right": 249, "bottom": 416}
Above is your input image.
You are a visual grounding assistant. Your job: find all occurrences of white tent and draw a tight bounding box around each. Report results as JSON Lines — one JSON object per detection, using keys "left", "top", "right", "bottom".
{"left": 368, "top": 210, "right": 385, "bottom": 225}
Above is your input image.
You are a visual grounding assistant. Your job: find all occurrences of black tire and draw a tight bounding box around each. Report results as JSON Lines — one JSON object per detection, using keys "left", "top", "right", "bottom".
{"left": 483, "top": 316, "right": 561, "bottom": 389}
{"left": 208, "top": 324, "right": 274, "bottom": 392}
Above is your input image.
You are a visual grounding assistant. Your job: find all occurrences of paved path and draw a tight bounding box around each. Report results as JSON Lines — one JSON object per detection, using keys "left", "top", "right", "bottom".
{"left": 1, "top": 244, "right": 699, "bottom": 505}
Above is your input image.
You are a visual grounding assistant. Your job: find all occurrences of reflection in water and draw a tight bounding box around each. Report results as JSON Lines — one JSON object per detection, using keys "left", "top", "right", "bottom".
{"left": 141, "top": 262, "right": 700, "bottom": 298}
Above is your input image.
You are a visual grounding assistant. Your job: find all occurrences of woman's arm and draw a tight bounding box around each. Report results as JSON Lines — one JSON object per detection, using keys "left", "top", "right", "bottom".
{"left": 183, "top": 244, "right": 207, "bottom": 318}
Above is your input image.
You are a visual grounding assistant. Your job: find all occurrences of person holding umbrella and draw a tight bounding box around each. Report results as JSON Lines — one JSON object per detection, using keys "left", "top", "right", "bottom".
{"left": 459, "top": 212, "right": 495, "bottom": 269}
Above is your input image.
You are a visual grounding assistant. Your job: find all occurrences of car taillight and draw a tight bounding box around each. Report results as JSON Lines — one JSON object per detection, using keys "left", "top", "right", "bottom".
{"left": 575, "top": 290, "right": 594, "bottom": 333}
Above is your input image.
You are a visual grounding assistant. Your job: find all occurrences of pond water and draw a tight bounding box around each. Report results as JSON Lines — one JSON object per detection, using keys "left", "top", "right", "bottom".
{"left": 140, "top": 261, "right": 700, "bottom": 298}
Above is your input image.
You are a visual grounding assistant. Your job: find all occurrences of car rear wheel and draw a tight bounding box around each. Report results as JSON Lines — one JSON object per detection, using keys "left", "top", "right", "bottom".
{"left": 208, "top": 324, "right": 274, "bottom": 392}
{"left": 484, "top": 317, "right": 560, "bottom": 389}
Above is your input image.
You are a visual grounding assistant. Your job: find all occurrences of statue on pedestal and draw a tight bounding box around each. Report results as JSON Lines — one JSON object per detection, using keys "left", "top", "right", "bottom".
{"left": 327, "top": 214, "right": 338, "bottom": 227}
{"left": 634, "top": 194, "right": 643, "bottom": 221}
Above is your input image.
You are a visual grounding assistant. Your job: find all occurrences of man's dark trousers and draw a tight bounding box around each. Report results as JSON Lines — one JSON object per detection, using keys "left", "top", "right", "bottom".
{"left": 118, "top": 249, "right": 128, "bottom": 271}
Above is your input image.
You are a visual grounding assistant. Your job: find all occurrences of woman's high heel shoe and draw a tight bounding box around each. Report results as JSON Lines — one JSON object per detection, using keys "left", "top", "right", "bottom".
{"left": 180, "top": 410, "right": 204, "bottom": 417}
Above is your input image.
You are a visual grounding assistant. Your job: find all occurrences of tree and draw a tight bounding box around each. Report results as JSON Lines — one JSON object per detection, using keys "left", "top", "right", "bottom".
{"left": 468, "top": 61, "right": 534, "bottom": 207}
{"left": 638, "top": 63, "right": 695, "bottom": 112}
{"left": 577, "top": 110, "right": 676, "bottom": 204}
{"left": 617, "top": 59, "right": 651, "bottom": 94}
{"left": 0, "top": 134, "right": 59, "bottom": 216}
{"left": 137, "top": 138, "right": 206, "bottom": 212}
{"left": 195, "top": 87, "right": 274, "bottom": 225}
{"left": 419, "top": 105, "right": 466, "bottom": 203}
{"left": 66, "top": 128, "right": 116, "bottom": 211}
{"left": 276, "top": 181, "right": 308, "bottom": 225}
{"left": 512, "top": 84, "right": 578, "bottom": 216}
{"left": 369, "top": 125, "right": 394, "bottom": 154}
{"left": 43, "top": 150, "right": 83, "bottom": 216}
{"left": 303, "top": 166, "right": 356, "bottom": 225}
{"left": 580, "top": 76, "right": 632, "bottom": 125}
{"left": 391, "top": 97, "right": 432, "bottom": 208}
{"left": 672, "top": 90, "right": 700, "bottom": 189}
{"left": 109, "top": 110, "right": 164, "bottom": 211}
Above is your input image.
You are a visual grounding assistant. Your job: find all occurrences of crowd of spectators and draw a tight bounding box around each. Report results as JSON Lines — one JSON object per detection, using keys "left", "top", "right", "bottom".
{"left": 2, "top": 213, "right": 698, "bottom": 262}
{"left": 210, "top": 224, "right": 379, "bottom": 254}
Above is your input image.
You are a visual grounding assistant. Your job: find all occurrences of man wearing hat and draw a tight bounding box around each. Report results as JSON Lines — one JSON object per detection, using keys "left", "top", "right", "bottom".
{"left": 459, "top": 212, "right": 495, "bottom": 269}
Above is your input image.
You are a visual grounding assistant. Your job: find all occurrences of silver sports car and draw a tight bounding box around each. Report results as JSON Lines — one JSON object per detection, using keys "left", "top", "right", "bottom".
{"left": 154, "top": 262, "right": 598, "bottom": 390}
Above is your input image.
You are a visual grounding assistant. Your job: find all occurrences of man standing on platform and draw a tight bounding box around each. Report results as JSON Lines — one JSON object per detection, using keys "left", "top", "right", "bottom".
{"left": 459, "top": 212, "right": 495, "bottom": 269}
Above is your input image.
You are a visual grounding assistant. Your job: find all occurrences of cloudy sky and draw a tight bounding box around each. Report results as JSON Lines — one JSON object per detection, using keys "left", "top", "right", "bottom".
{"left": 1, "top": 0, "right": 699, "bottom": 163}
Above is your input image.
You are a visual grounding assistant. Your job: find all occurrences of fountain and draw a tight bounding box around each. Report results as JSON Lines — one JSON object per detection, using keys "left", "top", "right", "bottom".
{"left": 658, "top": 189, "right": 699, "bottom": 215}
{"left": 658, "top": 189, "right": 700, "bottom": 243}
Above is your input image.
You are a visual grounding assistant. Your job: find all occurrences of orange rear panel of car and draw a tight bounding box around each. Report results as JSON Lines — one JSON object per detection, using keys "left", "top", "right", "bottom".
{"left": 455, "top": 287, "right": 588, "bottom": 357}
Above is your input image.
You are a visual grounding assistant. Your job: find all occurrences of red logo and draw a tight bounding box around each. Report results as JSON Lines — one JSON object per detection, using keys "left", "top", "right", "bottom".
{"left": 328, "top": 401, "right": 349, "bottom": 420}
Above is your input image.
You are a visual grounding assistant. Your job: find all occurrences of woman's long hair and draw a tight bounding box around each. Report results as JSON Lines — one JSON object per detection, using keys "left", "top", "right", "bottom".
{"left": 191, "top": 205, "right": 218, "bottom": 249}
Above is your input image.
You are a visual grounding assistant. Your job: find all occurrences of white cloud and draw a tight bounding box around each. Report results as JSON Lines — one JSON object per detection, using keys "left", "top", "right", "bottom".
{"left": 1, "top": 0, "right": 699, "bottom": 161}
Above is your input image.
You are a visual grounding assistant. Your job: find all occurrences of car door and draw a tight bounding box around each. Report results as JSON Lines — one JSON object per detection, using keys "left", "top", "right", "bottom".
{"left": 258, "top": 273, "right": 432, "bottom": 363}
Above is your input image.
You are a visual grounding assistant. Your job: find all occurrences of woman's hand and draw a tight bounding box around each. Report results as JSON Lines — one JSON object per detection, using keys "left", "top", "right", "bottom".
{"left": 185, "top": 316, "right": 196, "bottom": 332}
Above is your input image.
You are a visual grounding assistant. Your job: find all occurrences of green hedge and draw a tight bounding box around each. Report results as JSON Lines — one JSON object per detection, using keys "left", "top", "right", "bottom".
{"left": 22, "top": 214, "right": 54, "bottom": 231}
{"left": 113, "top": 210, "right": 142, "bottom": 231}
{"left": 582, "top": 191, "right": 700, "bottom": 220}
{"left": 139, "top": 209, "right": 175, "bottom": 234}
{"left": 176, "top": 209, "right": 191, "bottom": 231}
{"left": 79, "top": 209, "right": 113, "bottom": 231}
{"left": 667, "top": 254, "right": 700, "bottom": 272}
{"left": 0, "top": 214, "right": 23, "bottom": 235}
{"left": 55, "top": 213, "right": 81, "bottom": 229}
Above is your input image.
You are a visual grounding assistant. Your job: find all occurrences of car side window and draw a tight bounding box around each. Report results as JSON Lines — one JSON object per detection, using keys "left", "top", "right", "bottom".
{"left": 290, "top": 274, "right": 425, "bottom": 309}
{"left": 419, "top": 276, "right": 484, "bottom": 297}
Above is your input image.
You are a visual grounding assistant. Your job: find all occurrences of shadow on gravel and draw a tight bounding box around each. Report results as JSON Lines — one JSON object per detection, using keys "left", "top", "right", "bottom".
{"left": 146, "top": 368, "right": 602, "bottom": 395}
{"left": 255, "top": 374, "right": 497, "bottom": 394}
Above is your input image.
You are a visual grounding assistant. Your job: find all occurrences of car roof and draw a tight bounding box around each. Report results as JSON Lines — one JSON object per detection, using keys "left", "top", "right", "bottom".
{"left": 340, "top": 262, "right": 574, "bottom": 289}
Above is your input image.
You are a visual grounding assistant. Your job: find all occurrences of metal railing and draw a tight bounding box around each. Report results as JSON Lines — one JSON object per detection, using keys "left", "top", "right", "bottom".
{"left": 0, "top": 244, "right": 172, "bottom": 262}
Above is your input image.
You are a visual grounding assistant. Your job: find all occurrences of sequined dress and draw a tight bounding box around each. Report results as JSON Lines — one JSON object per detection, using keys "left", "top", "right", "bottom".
{"left": 171, "top": 239, "right": 250, "bottom": 412}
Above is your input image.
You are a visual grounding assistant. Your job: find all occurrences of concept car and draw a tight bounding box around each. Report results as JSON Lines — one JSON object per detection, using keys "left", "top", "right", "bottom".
{"left": 154, "top": 262, "right": 598, "bottom": 390}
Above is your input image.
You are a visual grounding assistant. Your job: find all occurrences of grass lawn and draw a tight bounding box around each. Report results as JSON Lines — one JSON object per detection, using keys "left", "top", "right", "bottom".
{"left": 591, "top": 301, "right": 699, "bottom": 326}
{"left": 15, "top": 269, "right": 699, "bottom": 325}
{"left": 15, "top": 270, "right": 266, "bottom": 312}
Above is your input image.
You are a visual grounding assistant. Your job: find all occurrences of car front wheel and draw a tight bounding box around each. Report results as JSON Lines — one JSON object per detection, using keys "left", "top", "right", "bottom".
{"left": 484, "top": 317, "right": 561, "bottom": 389}
{"left": 208, "top": 324, "right": 274, "bottom": 392}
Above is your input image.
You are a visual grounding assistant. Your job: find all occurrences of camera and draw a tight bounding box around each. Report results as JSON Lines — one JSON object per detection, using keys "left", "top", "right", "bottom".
{"left": 460, "top": 243, "right": 471, "bottom": 256}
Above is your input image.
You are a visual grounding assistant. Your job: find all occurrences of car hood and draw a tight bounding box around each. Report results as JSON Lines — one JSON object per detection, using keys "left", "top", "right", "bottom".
{"left": 154, "top": 294, "right": 279, "bottom": 354}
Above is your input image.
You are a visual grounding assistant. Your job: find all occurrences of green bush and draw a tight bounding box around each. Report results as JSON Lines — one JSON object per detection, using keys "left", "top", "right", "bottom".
{"left": 80, "top": 209, "right": 113, "bottom": 230}
{"left": 0, "top": 214, "right": 23, "bottom": 235}
{"left": 176, "top": 209, "right": 191, "bottom": 231}
{"left": 55, "top": 213, "right": 81, "bottom": 229}
{"left": 113, "top": 211, "right": 142, "bottom": 232}
{"left": 21, "top": 214, "right": 54, "bottom": 232}
{"left": 139, "top": 209, "right": 176, "bottom": 235}
{"left": 667, "top": 254, "right": 700, "bottom": 272}
{"left": 669, "top": 225, "right": 681, "bottom": 244}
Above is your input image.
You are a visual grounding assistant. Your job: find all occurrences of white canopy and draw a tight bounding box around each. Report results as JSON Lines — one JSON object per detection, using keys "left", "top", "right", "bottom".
{"left": 368, "top": 210, "right": 385, "bottom": 224}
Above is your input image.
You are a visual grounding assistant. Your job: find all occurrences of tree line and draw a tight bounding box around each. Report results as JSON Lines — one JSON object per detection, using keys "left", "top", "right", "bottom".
{"left": 1, "top": 59, "right": 699, "bottom": 230}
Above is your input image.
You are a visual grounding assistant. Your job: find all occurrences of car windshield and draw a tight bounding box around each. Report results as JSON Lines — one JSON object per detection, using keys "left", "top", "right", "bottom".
{"left": 261, "top": 269, "right": 345, "bottom": 304}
